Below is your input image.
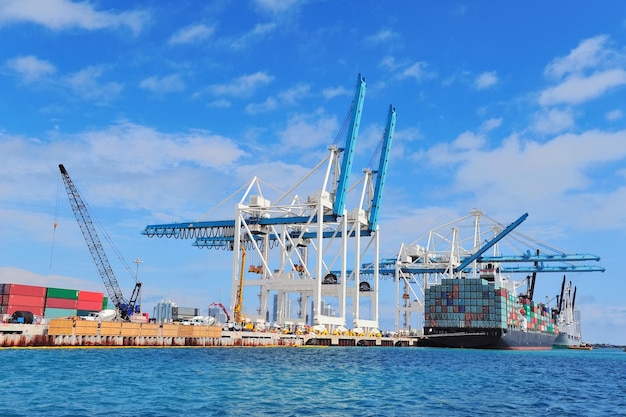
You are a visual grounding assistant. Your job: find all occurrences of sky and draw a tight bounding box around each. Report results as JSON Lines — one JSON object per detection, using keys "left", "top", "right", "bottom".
{"left": 1, "top": 0, "right": 625, "bottom": 344}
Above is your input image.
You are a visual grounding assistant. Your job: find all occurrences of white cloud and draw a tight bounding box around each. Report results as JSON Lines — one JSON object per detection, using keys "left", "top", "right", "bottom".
{"left": 139, "top": 74, "right": 185, "bottom": 93}
{"left": 532, "top": 108, "right": 575, "bottom": 134}
{"left": 5, "top": 55, "right": 56, "bottom": 82}
{"left": 452, "top": 131, "right": 486, "bottom": 150}
{"left": 277, "top": 83, "right": 310, "bottom": 105}
{"left": 245, "top": 83, "right": 309, "bottom": 114}
{"left": 168, "top": 24, "right": 215, "bottom": 46}
{"left": 544, "top": 35, "right": 610, "bottom": 80}
{"left": 253, "top": 0, "right": 302, "bottom": 14}
{"left": 365, "top": 28, "right": 400, "bottom": 45}
{"left": 208, "top": 99, "right": 232, "bottom": 109}
{"left": 538, "top": 69, "right": 626, "bottom": 106}
{"left": 65, "top": 66, "right": 123, "bottom": 102}
{"left": 0, "top": 0, "right": 149, "bottom": 34}
{"left": 398, "top": 62, "right": 432, "bottom": 82}
{"left": 480, "top": 118, "right": 502, "bottom": 132}
{"left": 278, "top": 110, "right": 338, "bottom": 150}
{"left": 322, "top": 86, "right": 350, "bottom": 100}
{"left": 606, "top": 109, "right": 623, "bottom": 121}
{"left": 245, "top": 96, "right": 278, "bottom": 114}
{"left": 474, "top": 71, "right": 498, "bottom": 90}
{"left": 381, "top": 56, "right": 435, "bottom": 82}
{"left": 420, "top": 128, "right": 626, "bottom": 230}
{"left": 209, "top": 72, "right": 274, "bottom": 97}
{"left": 228, "top": 22, "right": 277, "bottom": 49}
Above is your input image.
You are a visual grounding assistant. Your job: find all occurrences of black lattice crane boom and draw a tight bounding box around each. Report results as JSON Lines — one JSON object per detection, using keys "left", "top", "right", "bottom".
{"left": 58, "top": 164, "right": 140, "bottom": 320}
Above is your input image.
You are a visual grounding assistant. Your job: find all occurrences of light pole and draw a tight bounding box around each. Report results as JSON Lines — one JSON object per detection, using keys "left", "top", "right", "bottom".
{"left": 134, "top": 258, "right": 143, "bottom": 313}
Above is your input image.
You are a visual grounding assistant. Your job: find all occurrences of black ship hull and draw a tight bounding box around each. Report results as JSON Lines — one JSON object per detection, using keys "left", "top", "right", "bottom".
{"left": 420, "top": 327, "right": 558, "bottom": 350}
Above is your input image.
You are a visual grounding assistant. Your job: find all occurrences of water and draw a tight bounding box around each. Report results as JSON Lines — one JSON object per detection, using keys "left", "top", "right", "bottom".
{"left": 1, "top": 347, "right": 625, "bottom": 417}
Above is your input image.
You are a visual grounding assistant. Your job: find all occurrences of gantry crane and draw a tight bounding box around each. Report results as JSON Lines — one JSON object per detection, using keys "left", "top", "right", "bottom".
{"left": 380, "top": 210, "right": 604, "bottom": 332}
{"left": 58, "top": 164, "right": 142, "bottom": 321}
{"left": 143, "top": 74, "right": 395, "bottom": 332}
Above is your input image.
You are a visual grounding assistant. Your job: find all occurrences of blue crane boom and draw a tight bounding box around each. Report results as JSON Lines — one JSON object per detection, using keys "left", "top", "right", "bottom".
{"left": 368, "top": 105, "right": 396, "bottom": 232}
{"left": 334, "top": 73, "right": 367, "bottom": 218}
{"left": 453, "top": 212, "right": 528, "bottom": 273}
{"left": 59, "top": 164, "right": 141, "bottom": 320}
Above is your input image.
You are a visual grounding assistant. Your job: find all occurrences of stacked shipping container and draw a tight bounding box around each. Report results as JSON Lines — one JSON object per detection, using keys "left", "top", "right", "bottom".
{"left": 0, "top": 284, "right": 46, "bottom": 316}
{"left": 1, "top": 283, "right": 105, "bottom": 319}
{"left": 424, "top": 278, "right": 557, "bottom": 333}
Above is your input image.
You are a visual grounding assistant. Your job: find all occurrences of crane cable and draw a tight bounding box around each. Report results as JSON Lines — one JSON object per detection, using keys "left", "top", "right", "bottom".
{"left": 50, "top": 170, "right": 62, "bottom": 269}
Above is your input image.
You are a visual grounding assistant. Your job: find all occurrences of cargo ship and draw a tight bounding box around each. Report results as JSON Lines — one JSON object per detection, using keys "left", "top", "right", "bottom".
{"left": 422, "top": 269, "right": 559, "bottom": 350}
{"left": 552, "top": 277, "right": 591, "bottom": 349}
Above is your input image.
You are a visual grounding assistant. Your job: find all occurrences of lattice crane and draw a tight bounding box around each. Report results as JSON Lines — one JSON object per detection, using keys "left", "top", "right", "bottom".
{"left": 58, "top": 164, "right": 141, "bottom": 320}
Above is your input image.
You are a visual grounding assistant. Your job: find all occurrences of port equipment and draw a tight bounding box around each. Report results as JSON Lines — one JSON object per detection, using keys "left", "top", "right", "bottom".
{"left": 58, "top": 164, "right": 142, "bottom": 320}
{"left": 380, "top": 209, "right": 604, "bottom": 333}
{"left": 208, "top": 302, "right": 231, "bottom": 322}
{"left": 143, "top": 74, "right": 396, "bottom": 333}
{"left": 233, "top": 245, "right": 246, "bottom": 324}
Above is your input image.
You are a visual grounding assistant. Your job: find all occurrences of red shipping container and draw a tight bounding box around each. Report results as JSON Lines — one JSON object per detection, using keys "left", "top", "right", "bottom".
{"left": 45, "top": 297, "right": 78, "bottom": 309}
{"left": 78, "top": 290, "right": 104, "bottom": 302}
{"left": 7, "top": 305, "right": 45, "bottom": 316}
{"left": 76, "top": 299, "right": 104, "bottom": 311}
{"left": 7, "top": 284, "right": 46, "bottom": 297}
{"left": 8, "top": 294, "right": 45, "bottom": 308}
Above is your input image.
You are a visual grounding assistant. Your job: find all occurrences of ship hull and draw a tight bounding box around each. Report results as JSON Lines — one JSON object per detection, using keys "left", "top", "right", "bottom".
{"left": 422, "top": 327, "right": 558, "bottom": 350}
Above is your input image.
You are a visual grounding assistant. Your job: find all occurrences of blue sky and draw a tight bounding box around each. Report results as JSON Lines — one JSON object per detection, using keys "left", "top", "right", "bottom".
{"left": 1, "top": 0, "right": 625, "bottom": 344}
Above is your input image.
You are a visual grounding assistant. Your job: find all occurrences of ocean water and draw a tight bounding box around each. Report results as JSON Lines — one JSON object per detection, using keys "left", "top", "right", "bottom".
{"left": 1, "top": 347, "right": 625, "bottom": 417}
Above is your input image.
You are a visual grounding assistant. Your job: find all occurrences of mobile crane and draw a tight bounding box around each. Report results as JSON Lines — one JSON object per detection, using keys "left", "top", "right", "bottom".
{"left": 58, "top": 164, "right": 142, "bottom": 321}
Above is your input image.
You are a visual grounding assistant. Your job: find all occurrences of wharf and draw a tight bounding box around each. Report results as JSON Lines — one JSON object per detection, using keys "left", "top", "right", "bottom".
{"left": 0, "top": 321, "right": 420, "bottom": 348}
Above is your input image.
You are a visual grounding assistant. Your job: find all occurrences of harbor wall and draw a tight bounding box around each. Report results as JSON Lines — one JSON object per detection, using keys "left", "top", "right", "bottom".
{"left": 0, "top": 321, "right": 420, "bottom": 348}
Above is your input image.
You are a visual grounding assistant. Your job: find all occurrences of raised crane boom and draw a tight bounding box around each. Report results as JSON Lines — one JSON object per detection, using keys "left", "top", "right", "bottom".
{"left": 368, "top": 105, "right": 396, "bottom": 232}
{"left": 334, "top": 73, "right": 367, "bottom": 218}
{"left": 58, "top": 164, "right": 140, "bottom": 320}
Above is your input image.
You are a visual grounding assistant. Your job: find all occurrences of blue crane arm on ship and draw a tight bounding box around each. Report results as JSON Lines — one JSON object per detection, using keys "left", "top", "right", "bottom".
{"left": 478, "top": 253, "right": 601, "bottom": 262}
{"left": 453, "top": 212, "right": 528, "bottom": 273}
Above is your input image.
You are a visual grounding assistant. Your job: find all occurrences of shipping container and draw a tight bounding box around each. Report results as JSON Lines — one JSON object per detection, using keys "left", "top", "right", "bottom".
{"left": 45, "top": 298, "right": 78, "bottom": 309}
{"left": 77, "top": 290, "right": 104, "bottom": 302}
{"left": 7, "top": 284, "right": 46, "bottom": 297}
{"left": 44, "top": 307, "right": 77, "bottom": 318}
{"left": 8, "top": 294, "right": 45, "bottom": 308}
{"left": 46, "top": 287, "right": 79, "bottom": 300}
{"left": 7, "top": 305, "right": 44, "bottom": 316}
{"left": 76, "top": 309, "right": 98, "bottom": 317}
{"left": 76, "top": 299, "right": 104, "bottom": 312}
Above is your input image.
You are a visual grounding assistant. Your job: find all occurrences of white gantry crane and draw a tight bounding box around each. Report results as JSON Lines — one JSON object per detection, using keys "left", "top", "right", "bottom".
{"left": 143, "top": 74, "right": 396, "bottom": 333}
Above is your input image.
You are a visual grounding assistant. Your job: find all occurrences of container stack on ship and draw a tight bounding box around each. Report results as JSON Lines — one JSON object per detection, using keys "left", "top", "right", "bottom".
{"left": 422, "top": 269, "right": 558, "bottom": 350}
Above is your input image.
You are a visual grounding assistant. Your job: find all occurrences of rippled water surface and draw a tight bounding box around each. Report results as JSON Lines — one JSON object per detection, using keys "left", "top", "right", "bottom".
{"left": 2, "top": 347, "right": 625, "bottom": 416}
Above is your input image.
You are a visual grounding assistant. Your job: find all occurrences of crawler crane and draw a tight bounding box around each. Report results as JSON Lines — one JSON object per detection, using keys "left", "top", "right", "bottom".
{"left": 58, "top": 164, "right": 142, "bottom": 321}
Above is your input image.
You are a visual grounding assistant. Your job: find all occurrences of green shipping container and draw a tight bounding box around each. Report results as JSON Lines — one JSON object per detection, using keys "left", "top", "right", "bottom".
{"left": 46, "top": 287, "right": 79, "bottom": 300}
{"left": 44, "top": 307, "right": 77, "bottom": 318}
{"left": 102, "top": 297, "right": 109, "bottom": 309}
